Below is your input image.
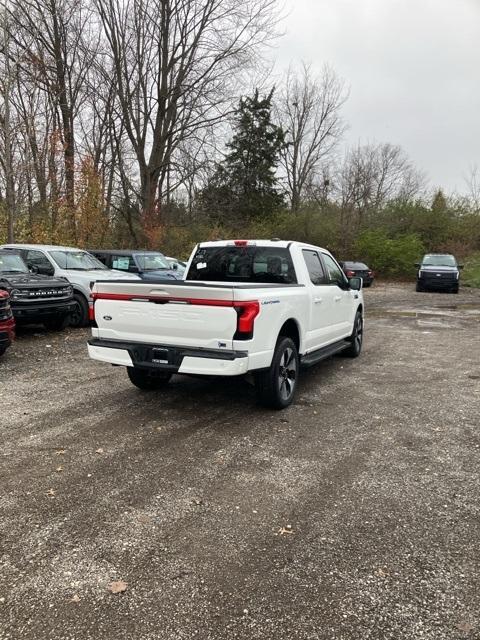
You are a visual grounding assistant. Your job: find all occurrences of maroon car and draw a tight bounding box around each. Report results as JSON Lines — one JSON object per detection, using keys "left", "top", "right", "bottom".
{"left": 0, "top": 290, "right": 15, "bottom": 356}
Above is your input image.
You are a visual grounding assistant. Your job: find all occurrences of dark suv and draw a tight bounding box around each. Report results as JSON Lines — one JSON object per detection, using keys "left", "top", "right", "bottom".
{"left": 415, "top": 254, "right": 462, "bottom": 293}
{"left": 0, "top": 249, "right": 76, "bottom": 329}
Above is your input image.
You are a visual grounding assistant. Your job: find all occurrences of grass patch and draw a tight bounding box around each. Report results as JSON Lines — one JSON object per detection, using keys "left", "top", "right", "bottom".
{"left": 463, "top": 254, "right": 480, "bottom": 288}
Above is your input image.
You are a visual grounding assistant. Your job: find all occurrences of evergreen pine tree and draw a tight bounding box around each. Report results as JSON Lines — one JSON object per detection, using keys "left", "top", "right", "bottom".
{"left": 201, "top": 89, "right": 285, "bottom": 223}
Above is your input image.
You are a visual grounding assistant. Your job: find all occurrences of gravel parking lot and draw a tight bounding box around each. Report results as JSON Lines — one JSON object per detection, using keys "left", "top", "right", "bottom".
{"left": 1, "top": 283, "right": 479, "bottom": 640}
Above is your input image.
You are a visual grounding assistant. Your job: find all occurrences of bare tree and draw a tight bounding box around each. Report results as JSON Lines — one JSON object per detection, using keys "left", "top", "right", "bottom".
{"left": 465, "top": 164, "right": 480, "bottom": 212}
{"left": 7, "top": 0, "right": 99, "bottom": 238}
{"left": 0, "top": 1, "right": 19, "bottom": 241}
{"left": 94, "top": 0, "right": 279, "bottom": 233}
{"left": 337, "top": 142, "right": 425, "bottom": 224}
{"left": 277, "top": 63, "right": 347, "bottom": 212}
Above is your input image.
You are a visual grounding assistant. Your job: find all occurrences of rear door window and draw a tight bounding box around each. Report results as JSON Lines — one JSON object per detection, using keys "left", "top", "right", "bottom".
{"left": 302, "top": 250, "right": 327, "bottom": 285}
{"left": 187, "top": 246, "right": 297, "bottom": 284}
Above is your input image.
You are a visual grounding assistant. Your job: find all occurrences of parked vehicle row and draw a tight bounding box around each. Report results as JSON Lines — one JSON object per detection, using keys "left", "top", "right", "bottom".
{"left": 1, "top": 244, "right": 140, "bottom": 327}
{"left": 0, "top": 243, "right": 188, "bottom": 358}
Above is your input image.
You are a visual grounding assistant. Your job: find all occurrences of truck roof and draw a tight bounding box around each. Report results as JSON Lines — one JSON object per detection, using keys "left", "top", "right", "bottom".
{"left": 2, "top": 243, "right": 88, "bottom": 252}
{"left": 198, "top": 239, "right": 330, "bottom": 253}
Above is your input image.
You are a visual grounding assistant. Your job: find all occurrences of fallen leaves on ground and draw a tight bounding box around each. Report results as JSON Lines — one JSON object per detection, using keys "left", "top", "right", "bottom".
{"left": 277, "top": 525, "right": 294, "bottom": 536}
{"left": 95, "top": 448, "right": 104, "bottom": 454}
{"left": 46, "top": 488, "right": 56, "bottom": 497}
{"left": 108, "top": 580, "right": 128, "bottom": 594}
{"left": 457, "top": 621, "right": 474, "bottom": 633}
{"left": 70, "top": 594, "right": 80, "bottom": 603}
{"left": 55, "top": 450, "right": 66, "bottom": 456}
{"left": 55, "top": 466, "right": 63, "bottom": 473}
{"left": 137, "top": 514, "right": 151, "bottom": 524}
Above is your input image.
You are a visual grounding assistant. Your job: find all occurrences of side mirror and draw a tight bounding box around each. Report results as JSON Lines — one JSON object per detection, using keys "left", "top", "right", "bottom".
{"left": 29, "top": 264, "right": 39, "bottom": 274}
{"left": 414, "top": 262, "right": 420, "bottom": 268}
{"left": 172, "top": 263, "right": 178, "bottom": 270}
{"left": 458, "top": 264, "right": 464, "bottom": 270}
{"left": 349, "top": 276, "right": 362, "bottom": 291}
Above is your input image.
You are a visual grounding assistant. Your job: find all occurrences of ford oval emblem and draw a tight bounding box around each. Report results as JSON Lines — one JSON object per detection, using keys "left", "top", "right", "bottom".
{"left": 103, "top": 315, "right": 112, "bottom": 321}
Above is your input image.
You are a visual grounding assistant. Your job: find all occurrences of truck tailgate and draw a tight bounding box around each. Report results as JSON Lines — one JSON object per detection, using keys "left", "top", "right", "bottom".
{"left": 92, "top": 281, "right": 239, "bottom": 349}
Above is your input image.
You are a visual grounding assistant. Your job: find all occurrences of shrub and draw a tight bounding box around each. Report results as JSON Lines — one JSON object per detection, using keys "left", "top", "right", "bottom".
{"left": 355, "top": 230, "right": 425, "bottom": 278}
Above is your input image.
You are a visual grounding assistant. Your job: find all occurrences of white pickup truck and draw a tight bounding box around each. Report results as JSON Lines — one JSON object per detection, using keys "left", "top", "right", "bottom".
{"left": 88, "top": 240, "right": 364, "bottom": 408}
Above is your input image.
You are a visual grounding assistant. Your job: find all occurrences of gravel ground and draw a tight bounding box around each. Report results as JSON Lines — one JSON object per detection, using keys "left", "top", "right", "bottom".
{"left": 0, "top": 283, "right": 479, "bottom": 640}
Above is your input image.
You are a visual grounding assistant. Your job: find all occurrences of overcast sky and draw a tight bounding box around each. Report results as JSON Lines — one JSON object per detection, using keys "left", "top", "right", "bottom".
{"left": 272, "top": 0, "right": 480, "bottom": 194}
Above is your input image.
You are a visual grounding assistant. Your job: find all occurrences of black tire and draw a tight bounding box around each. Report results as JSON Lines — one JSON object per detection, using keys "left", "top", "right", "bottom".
{"left": 127, "top": 366, "right": 172, "bottom": 390}
{"left": 415, "top": 281, "right": 424, "bottom": 292}
{"left": 343, "top": 310, "right": 363, "bottom": 358}
{"left": 70, "top": 293, "right": 89, "bottom": 328}
{"left": 0, "top": 347, "right": 6, "bottom": 357}
{"left": 451, "top": 285, "right": 459, "bottom": 294}
{"left": 255, "top": 336, "right": 299, "bottom": 410}
{"left": 44, "top": 315, "right": 69, "bottom": 331}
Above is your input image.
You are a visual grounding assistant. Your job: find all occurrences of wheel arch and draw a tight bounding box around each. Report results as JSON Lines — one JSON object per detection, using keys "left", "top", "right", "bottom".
{"left": 278, "top": 318, "right": 301, "bottom": 352}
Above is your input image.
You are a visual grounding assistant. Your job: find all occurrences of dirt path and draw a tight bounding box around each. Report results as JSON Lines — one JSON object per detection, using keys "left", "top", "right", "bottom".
{"left": 1, "top": 284, "right": 479, "bottom": 639}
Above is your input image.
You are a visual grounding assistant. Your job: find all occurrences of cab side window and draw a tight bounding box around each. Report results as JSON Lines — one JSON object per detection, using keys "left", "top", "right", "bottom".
{"left": 112, "top": 255, "right": 135, "bottom": 271}
{"left": 321, "top": 253, "right": 346, "bottom": 287}
{"left": 26, "top": 250, "right": 55, "bottom": 275}
{"left": 302, "top": 250, "right": 327, "bottom": 285}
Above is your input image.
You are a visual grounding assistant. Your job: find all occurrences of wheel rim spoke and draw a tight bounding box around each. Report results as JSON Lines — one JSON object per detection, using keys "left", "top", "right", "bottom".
{"left": 277, "top": 346, "right": 298, "bottom": 400}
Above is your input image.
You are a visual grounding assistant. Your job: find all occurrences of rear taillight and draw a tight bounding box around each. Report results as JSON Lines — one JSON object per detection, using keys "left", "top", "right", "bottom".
{"left": 233, "top": 301, "right": 260, "bottom": 340}
{"left": 89, "top": 294, "right": 96, "bottom": 321}
{"left": 346, "top": 270, "right": 355, "bottom": 277}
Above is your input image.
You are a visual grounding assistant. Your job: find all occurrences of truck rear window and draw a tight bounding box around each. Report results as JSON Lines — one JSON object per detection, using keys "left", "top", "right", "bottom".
{"left": 186, "top": 246, "right": 297, "bottom": 284}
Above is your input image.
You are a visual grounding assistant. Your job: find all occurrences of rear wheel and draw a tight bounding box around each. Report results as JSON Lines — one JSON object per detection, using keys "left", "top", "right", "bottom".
{"left": 70, "top": 293, "right": 89, "bottom": 328}
{"left": 255, "top": 337, "right": 299, "bottom": 409}
{"left": 127, "top": 367, "right": 172, "bottom": 390}
{"left": 343, "top": 310, "right": 363, "bottom": 358}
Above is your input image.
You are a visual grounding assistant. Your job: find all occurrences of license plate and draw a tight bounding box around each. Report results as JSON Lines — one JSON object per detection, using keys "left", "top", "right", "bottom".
{"left": 152, "top": 348, "right": 170, "bottom": 364}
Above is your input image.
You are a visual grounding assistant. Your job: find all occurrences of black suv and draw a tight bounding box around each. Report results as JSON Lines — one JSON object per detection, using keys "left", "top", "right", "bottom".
{"left": 0, "top": 249, "right": 76, "bottom": 329}
{"left": 415, "top": 254, "right": 462, "bottom": 293}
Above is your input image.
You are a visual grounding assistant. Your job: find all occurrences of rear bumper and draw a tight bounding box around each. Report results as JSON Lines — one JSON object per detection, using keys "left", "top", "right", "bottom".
{"left": 88, "top": 338, "right": 249, "bottom": 376}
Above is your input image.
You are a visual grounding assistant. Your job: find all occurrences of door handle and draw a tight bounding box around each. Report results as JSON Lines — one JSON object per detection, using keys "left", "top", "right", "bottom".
{"left": 334, "top": 295, "right": 342, "bottom": 302}
{"left": 314, "top": 297, "right": 323, "bottom": 304}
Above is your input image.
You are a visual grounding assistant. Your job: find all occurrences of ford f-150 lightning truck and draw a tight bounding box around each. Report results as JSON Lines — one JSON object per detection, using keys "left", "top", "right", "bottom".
{"left": 88, "top": 240, "right": 364, "bottom": 409}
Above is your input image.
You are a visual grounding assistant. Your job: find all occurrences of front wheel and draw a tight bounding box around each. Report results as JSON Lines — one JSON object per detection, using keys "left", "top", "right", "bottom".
{"left": 416, "top": 282, "right": 424, "bottom": 292}
{"left": 344, "top": 310, "right": 363, "bottom": 358}
{"left": 70, "top": 293, "right": 89, "bottom": 328}
{"left": 255, "top": 337, "right": 299, "bottom": 409}
{"left": 127, "top": 367, "right": 172, "bottom": 390}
